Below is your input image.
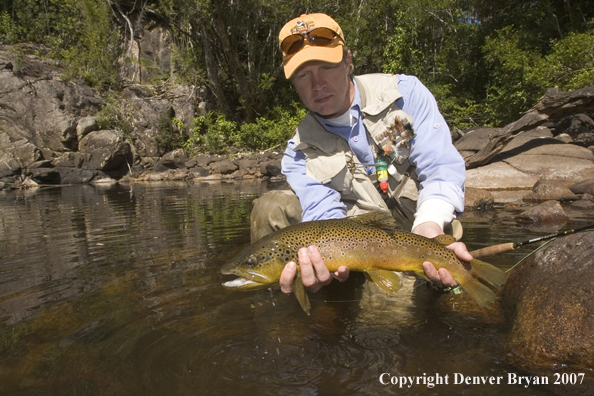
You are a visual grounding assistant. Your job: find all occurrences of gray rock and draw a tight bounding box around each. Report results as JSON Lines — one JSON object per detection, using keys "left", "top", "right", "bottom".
{"left": 189, "top": 167, "right": 209, "bottom": 178}
{"left": 54, "top": 167, "right": 99, "bottom": 184}
{"left": 76, "top": 117, "right": 98, "bottom": 138}
{"left": 29, "top": 168, "right": 61, "bottom": 184}
{"left": 52, "top": 152, "right": 87, "bottom": 168}
{"left": 0, "top": 133, "right": 43, "bottom": 170}
{"left": 154, "top": 148, "right": 188, "bottom": 171}
{"left": 454, "top": 127, "right": 499, "bottom": 152}
{"left": 554, "top": 113, "right": 594, "bottom": 138}
{"left": 209, "top": 159, "right": 237, "bottom": 175}
{"left": 78, "top": 130, "right": 132, "bottom": 172}
{"left": 260, "top": 160, "right": 282, "bottom": 177}
{"left": 515, "top": 200, "right": 569, "bottom": 223}
{"left": 522, "top": 180, "right": 577, "bottom": 202}
{"left": 570, "top": 179, "right": 594, "bottom": 195}
{"left": 465, "top": 162, "right": 538, "bottom": 190}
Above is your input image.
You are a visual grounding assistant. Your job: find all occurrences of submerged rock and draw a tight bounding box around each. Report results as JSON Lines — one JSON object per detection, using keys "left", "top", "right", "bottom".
{"left": 515, "top": 200, "right": 569, "bottom": 224}
{"left": 501, "top": 232, "right": 594, "bottom": 395}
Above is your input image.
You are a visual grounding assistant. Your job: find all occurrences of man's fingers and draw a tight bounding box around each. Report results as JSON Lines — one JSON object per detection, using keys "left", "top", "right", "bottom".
{"left": 280, "top": 261, "right": 297, "bottom": 294}
{"left": 332, "top": 266, "right": 350, "bottom": 282}
{"left": 437, "top": 267, "right": 456, "bottom": 287}
{"left": 449, "top": 241, "right": 473, "bottom": 261}
{"left": 298, "top": 247, "right": 318, "bottom": 289}
{"left": 422, "top": 262, "right": 457, "bottom": 288}
{"left": 307, "top": 245, "right": 331, "bottom": 283}
{"left": 422, "top": 262, "right": 442, "bottom": 287}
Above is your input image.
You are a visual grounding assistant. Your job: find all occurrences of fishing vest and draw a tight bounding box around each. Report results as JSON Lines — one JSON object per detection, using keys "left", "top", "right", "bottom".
{"left": 291, "top": 73, "right": 419, "bottom": 228}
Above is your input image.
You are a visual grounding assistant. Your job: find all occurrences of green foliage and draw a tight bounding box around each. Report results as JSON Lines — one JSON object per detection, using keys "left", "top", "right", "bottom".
{"left": 184, "top": 104, "right": 306, "bottom": 154}
{"left": 483, "top": 24, "right": 594, "bottom": 125}
{"left": 482, "top": 27, "right": 544, "bottom": 125}
{"left": 155, "top": 115, "right": 188, "bottom": 154}
{"left": 0, "top": 11, "right": 18, "bottom": 42}
{"left": 534, "top": 30, "right": 594, "bottom": 90}
{"left": 237, "top": 104, "right": 307, "bottom": 151}
{"left": 184, "top": 112, "right": 238, "bottom": 155}
{"left": 95, "top": 97, "right": 135, "bottom": 140}
{"left": 61, "top": 0, "right": 121, "bottom": 89}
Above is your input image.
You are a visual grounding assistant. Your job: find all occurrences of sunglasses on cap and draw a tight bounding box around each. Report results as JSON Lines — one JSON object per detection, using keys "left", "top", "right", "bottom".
{"left": 281, "top": 27, "right": 341, "bottom": 56}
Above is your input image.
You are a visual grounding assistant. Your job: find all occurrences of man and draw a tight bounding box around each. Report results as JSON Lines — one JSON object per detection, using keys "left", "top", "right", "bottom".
{"left": 251, "top": 13, "right": 471, "bottom": 298}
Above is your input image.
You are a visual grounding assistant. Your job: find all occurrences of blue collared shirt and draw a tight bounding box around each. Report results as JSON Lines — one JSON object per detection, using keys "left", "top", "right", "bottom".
{"left": 281, "top": 74, "right": 465, "bottom": 222}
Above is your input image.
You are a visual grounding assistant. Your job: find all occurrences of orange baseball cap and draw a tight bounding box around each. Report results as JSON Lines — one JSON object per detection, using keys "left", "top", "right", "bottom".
{"left": 279, "top": 13, "right": 345, "bottom": 79}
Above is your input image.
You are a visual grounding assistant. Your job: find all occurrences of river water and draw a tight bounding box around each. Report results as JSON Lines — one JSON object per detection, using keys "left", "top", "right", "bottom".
{"left": 0, "top": 181, "right": 591, "bottom": 396}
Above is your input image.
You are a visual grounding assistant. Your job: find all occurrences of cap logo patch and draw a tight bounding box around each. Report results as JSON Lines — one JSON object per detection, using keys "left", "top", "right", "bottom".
{"left": 291, "top": 20, "right": 315, "bottom": 34}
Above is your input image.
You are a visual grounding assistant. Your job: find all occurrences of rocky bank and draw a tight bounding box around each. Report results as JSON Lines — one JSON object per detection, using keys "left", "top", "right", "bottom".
{"left": 2, "top": 46, "right": 593, "bottom": 208}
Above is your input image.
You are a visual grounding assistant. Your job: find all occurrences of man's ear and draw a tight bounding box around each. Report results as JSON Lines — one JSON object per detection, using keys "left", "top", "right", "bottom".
{"left": 345, "top": 50, "right": 354, "bottom": 74}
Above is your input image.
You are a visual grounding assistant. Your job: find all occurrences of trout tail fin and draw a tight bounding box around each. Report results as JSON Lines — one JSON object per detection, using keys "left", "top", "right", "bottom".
{"left": 469, "top": 259, "right": 507, "bottom": 289}
{"left": 459, "top": 259, "right": 507, "bottom": 307}
{"left": 461, "top": 277, "right": 498, "bottom": 307}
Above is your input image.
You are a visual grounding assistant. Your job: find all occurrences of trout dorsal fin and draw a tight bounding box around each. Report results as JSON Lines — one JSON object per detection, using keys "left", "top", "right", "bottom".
{"left": 432, "top": 234, "right": 457, "bottom": 246}
{"left": 347, "top": 211, "right": 397, "bottom": 231}
{"left": 293, "top": 274, "right": 311, "bottom": 315}
{"left": 364, "top": 270, "right": 404, "bottom": 294}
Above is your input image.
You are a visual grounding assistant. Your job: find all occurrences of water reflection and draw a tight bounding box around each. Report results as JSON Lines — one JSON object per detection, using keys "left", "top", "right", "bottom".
{"left": 0, "top": 182, "right": 590, "bottom": 395}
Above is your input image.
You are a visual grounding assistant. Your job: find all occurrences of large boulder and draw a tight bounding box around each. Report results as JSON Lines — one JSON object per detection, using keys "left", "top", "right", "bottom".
{"left": 0, "top": 133, "right": 42, "bottom": 171}
{"left": 500, "top": 232, "right": 594, "bottom": 395}
{"left": 78, "top": 130, "right": 133, "bottom": 174}
{"left": 0, "top": 56, "right": 101, "bottom": 155}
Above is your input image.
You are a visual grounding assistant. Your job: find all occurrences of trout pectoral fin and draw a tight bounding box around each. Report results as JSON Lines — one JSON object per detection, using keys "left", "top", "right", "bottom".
{"left": 365, "top": 270, "right": 404, "bottom": 294}
{"left": 293, "top": 275, "right": 311, "bottom": 315}
{"left": 432, "top": 234, "right": 457, "bottom": 246}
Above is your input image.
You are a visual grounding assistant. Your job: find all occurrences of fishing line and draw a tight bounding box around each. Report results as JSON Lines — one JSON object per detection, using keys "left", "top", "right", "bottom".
{"left": 504, "top": 228, "right": 594, "bottom": 273}
{"left": 470, "top": 223, "right": 594, "bottom": 258}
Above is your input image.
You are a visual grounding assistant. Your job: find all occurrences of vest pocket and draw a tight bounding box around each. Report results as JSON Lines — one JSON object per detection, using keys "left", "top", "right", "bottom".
{"left": 305, "top": 151, "right": 350, "bottom": 188}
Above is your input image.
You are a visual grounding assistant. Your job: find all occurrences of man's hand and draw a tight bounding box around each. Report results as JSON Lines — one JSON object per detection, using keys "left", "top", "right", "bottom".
{"left": 413, "top": 221, "right": 472, "bottom": 288}
{"left": 279, "top": 245, "right": 349, "bottom": 294}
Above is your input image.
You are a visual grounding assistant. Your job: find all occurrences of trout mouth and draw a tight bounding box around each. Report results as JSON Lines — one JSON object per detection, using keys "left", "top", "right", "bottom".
{"left": 223, "top": 277, "right": 259, "bottom": 288}
{"left": 221, "top": 270, "right": 273, "bottom": 290}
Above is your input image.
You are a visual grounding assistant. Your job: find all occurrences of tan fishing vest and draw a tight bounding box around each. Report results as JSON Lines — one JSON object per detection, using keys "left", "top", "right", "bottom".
{"left": 291, "top": 73, "right": 419, "bottom": 228}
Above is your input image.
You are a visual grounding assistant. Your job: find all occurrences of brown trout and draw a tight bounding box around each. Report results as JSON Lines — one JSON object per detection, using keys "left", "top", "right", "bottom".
{"left": 221, "top": 214, "right": 506, "bottom": 314}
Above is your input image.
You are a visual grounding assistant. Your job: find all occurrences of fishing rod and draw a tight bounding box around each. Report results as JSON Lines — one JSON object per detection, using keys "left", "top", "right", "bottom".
{"left": 469, "top": 223, "right": 594, "bottom": 259}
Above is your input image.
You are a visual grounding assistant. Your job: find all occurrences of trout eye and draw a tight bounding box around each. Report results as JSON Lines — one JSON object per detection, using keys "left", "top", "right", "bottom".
{"left": 246, "top": 257, "right": 257, "bottom": 267}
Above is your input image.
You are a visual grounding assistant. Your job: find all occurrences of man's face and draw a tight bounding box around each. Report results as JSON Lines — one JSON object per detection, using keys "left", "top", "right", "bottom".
{"left": 290, "top": 52, "right": 354, "bottom": 119}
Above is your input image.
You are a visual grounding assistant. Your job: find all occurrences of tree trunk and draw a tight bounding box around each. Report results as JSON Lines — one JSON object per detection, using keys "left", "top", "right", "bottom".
{"left": 211, "top": 7, "right": 256, "bottom": 120}
{"left": 198, "top": 19, "right": 231, "bottom": 115}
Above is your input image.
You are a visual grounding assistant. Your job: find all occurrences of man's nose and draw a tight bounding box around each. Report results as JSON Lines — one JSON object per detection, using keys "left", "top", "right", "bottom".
{"left": 311, "top": 72, "right": 325, "bottom": 91}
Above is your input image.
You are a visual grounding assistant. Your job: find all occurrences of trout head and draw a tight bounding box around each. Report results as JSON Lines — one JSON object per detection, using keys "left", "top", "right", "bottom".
{"left": 221, "top": 239, "right": 292, "bottom": 290}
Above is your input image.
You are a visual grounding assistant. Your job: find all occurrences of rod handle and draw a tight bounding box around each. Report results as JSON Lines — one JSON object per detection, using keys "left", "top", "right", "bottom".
{"left": 469, "top": 242, "right": 515, "bottom": 259}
